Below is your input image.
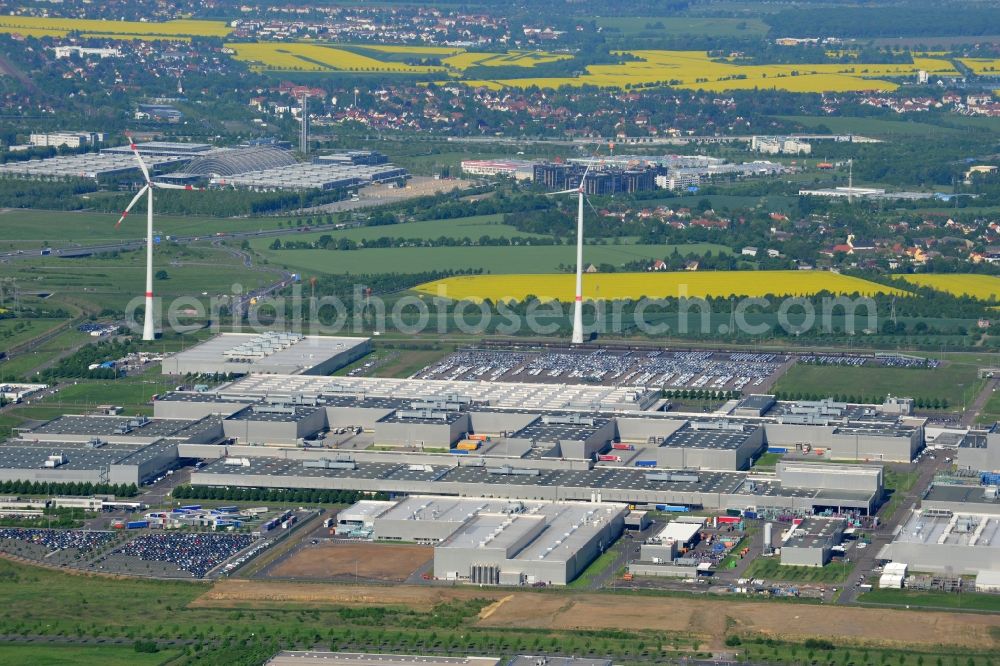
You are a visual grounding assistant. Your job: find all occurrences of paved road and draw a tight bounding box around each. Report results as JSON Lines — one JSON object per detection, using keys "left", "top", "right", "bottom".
{"left": 961, "top": 377, "right": 998, "bottom": 427}
{"left": 836, "top": 456, "right": 952, "bottom": 605}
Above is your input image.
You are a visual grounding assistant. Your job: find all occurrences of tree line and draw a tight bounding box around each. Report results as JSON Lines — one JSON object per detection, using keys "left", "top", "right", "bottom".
{"left": 0, "top": 479, "right": 138, "bottom": 497}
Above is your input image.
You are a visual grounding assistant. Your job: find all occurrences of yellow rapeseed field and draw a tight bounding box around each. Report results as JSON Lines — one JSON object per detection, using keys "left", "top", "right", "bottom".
{"left": 228, "top": 42, "right": 447, "bottom": 73}
{"left": 414, "top": 271, "right": 902, "bottom": 302}
{"left": 459, "top": 50, "right": 957, "bottom": 93}
{"left": 0, "top": 17, "right": 230, "bottom": 38}
{"left": 895, "top": 274, "right": 1000, "bottom": 301}
{"left": 959, "top": 58, "right": 1000, "bottom": 75}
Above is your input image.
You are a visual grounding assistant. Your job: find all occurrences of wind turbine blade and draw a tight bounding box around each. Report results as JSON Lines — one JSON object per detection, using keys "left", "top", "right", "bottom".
{"left": 115, "top": 184, "right": 149, "bottom": 228}
{"left": 152, "top": 181, "right": 190, "bottom": 190}
{"left": 546, "top": 189, "right": 578, "bottom": 196}
{"left": 125, "top": 135, "right": 151, "bottom": 183}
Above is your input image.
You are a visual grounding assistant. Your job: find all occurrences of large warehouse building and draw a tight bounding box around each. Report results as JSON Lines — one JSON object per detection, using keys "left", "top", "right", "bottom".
{"left": 0, "top": 372, "right": 900, "bottom": 513}
{"left": 160, "top": 333, "right": 370, "bottom": 376}
{"left": 779, "top": 517, "right": 847, "bottom": 567}
{"left": 337, "top": 495, "right": 625, "bottom": 586}
{"left": 877, "top": 499, "right": 1000, "bottom": 576}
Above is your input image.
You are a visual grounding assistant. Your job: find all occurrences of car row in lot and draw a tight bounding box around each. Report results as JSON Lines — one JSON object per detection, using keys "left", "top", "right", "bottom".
{"left": 109, "top": 532, "right": 257, "bottom": 578}
{"left": 419, "top": 348, "right": 786, "bottom": 390}
{"left": 0, "top": 527, "right": 117, "bottom": 554}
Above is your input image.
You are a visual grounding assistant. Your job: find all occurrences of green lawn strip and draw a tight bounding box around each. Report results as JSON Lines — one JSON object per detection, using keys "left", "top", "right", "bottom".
{"left": 858, "top": 588, "right": 1000, "bottom": 612}
{"left": 0, "top": 644, "right": 178, "bottom": 666}
{"left": 258, "top": 243, "right": 729, "bottom": 276}
{"left": 743, "top": 555, "right": 853, "bottom": 583}
{"left": 567, "top": 541, "right": 624, "bottom": 589}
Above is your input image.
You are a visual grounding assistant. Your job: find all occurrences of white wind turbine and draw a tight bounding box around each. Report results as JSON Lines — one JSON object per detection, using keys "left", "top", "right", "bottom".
{"left": 115, "top": 136, "right": 196, "bottom": 341}
{"left": 549, "top": 153, "right": 601, "bottom": 344}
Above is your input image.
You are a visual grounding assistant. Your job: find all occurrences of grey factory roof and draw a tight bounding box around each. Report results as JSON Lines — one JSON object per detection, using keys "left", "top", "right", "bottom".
{"left": 511, "top": 417, "right": 611, "bottom": 443}
{"left": 183, "top": 146, "right": 297, "bottom": 176}
{"left": 509, "top": 658, "right": 611, "bottom": 666}
{"left": 377, "top": 411, "right": 466, "bottom": 426}
{"left": 924, "top": 484, "right": 1000, "bottom": 506}
{"left": 959, "top": 432, "right": 989, "bottom": 449}
{"left": 225, "top": 405, "right": 325, "bottom": 424}
{"left": 895, "top": 510, "right": 1000, "bottom": 547}
{"left": 165, "top": 333, "right": 368, "bottom": 374}
{"left": 214, "top": 162, "right": 408, "bottom": 191}
{"left": 735, "top": 394, "right": 777, "bottom": 412}
{"left": 439, "top": 502, "right": 623, "bottom": 564}
{"left": 26, "top": 415, "right": 195, "bottom": 439}
{"left": 0, "top": 438, "right": 175, "bottom": 470}
{"left": 663, "top": 424, "right": 756, "bottom": 450}
{"left": 102, "top": 141, "right": 213, "bottom": 156}
{"left": 267, "top": 652, "right": 500, "bottom": 666}
{"left": 782, "top": 517, "right": 844, "bottom": 549}
{"left": 216, "top": 374, "right": 658, "bottom": 413}
{"left": 0, "top": 152, "right": 188, "bottom": 179}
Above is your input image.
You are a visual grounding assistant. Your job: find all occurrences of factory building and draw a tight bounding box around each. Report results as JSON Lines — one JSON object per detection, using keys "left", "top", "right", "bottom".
{"left": 267, "top": 651, "right": 609, "bottom": 666}
{"left": 764, "top": 398, "right": 923, "bottom": 462}
{"left": 956, "top": 426, "right": 1000, "bottom": 473}
{"left": 161, "top": 333, "right": 371, "bottom": 376}
{"left": 0, "top": 152, "right": 189, "bottom": 180}
{"left": 653, "top": 422, "right": 764, "bottom": 470}
{"left": 0, "top": 373, "right": 894, "bottom": 514}
{"left": 336, "top": 495, "right": 625, "bottom": 585}
{"left": 460, "top": 159, "right": 535, "bottom": 180}
{"left": 877, "top": 500, "right": 1000, "bottom": 576}
{"left": 779, "top": 517, "right": 846, "bottom": 567}
{"left": 29, "top": 132, "right": 105, "bottom": 149}
{"left": 751, "top": 136, "right": 812, "bottom": 155}
{"left": 0, "top": 414, "right": 222, "bottom": 485}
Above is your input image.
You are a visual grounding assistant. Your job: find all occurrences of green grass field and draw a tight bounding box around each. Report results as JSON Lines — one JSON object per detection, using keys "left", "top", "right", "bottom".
{"left": 593, "top": 16, "right": 769, "bottom": 38}
{"left": 976, "top": 389, "right": 1000, "bottom": 425}
{"left": 43, "top": 375, "right": 176, "bottom": 415}
{"left": 743, "top": 555, "right": 854, "bottom": 583}
{"left": 0, "top": 209, "right": 287, "bottom": 250}
{"left": 252, "top": 214, "right": 552, "bottom": 246}
{"left": 0, "top": 644, "right": 178, "bottom": 666}
{"left": 0, "top": 327, "right": 91, "bottom": 380}
{"left": 0, "top": 318, "right": 66, "bottom": 349}
{"left": 0, "top": 244, "right": 273, "bottom": 315}
{"left": 258, "top": 243, "right": 730, "bottom": 276}
{"left": 859, "top": 588, "right": 1000, "bottom": 612}
{"left": 774, "top": 356, "right": 986, "bottom": 407}
{"left": 776, "top": 115, "right": 965, "bottom": 137}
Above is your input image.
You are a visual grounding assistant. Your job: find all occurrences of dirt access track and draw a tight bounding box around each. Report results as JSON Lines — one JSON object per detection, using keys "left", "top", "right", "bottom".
{"left": 196, "top": 581, "right": 1000, "bottom": 649}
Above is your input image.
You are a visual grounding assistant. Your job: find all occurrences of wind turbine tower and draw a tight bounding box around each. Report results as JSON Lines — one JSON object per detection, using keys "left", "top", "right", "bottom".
{"left": 115, "top": 136, "right": 196, "bottom": 341}
{"left": 549, "top": 157, "right": 598, "bottom": 344}
{"left": 299, "top": 93, "right": 309, "bottom": 155}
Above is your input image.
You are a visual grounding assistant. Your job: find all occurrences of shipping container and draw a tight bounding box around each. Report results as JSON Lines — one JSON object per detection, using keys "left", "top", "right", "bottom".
{"left": 611, "top": 443, "right": 635, "bottom": 451}
{"left": 717, "top": 516, "right": 741, "bottom": 525}
{"left": 455, "top": 440, "right": 480, "bottom": 451}
{"left": 449, "top": 449, "right": 470, "bottom": 455}
{"left": 126, "top": 520, "right": 148, "bottom": 529}
{"left": 635, "top": 460, "right": 657, "bottom": 468}
{"left": 743, "top": 510, "right": 758, "bottom": 520}
{"left": 217, "top": 506, "right": 238, "bottom": 513}
{"left": 180, "top": 505, "right": 202, "bottom": 510}
{"left": 468, "top": 434, "right": 489, "bottom": 441}
{"left": 725, "top": 508, "right": 742, "bottom": 517}
{"left": 598, "top": 454, "right": 622, "bottom": 462}
{"left": 767, "top": 447, "right": 787, "bottom": 454}
{"left": 655, "top": 504, "right": 690, "bottom": 512}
